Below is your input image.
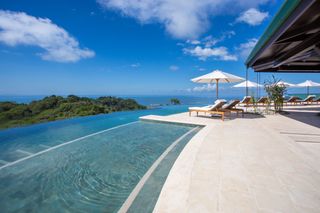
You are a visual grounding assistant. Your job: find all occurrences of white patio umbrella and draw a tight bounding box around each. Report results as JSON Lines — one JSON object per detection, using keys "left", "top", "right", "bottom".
{"left": 276, "top": 81, "right": 296, "bottom": 87}
{"left": 191, "top": 69, "right": 244, "bottom": 99}
{"left": 296, "top": 80, "right": 320, "bottom": 95}
{"left": 233, "top": 80, "right": 263, "bottom": 100}
{"left": 233, "top": 80, "right": 263, "bottom": 88}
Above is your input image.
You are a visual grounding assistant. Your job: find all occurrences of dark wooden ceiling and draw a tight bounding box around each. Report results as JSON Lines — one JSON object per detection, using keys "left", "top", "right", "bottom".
{"left": 250, "top": 0, "right": 320, "bottom": 73}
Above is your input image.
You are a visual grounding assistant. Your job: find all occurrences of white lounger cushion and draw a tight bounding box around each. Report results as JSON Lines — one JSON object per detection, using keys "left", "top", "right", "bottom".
{"left": 189, "top": 99, "right": 226, "bottom": 111}
{"left": 240, "top": 96, "right": 251, "bottom": 103}
{"left": 303, "top": 95, "right": 316, "bottom": 100}
{"left": 189, "top": 105, "right": 212, "bottom": 110}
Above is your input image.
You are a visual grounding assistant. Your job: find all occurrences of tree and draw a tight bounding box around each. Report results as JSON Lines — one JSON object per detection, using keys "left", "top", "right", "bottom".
{"left": 170, "top": 98, "right": 181, "bottom": 105}
{"left": 0, "top": 95, "right": 146, "bottom": 129}
{"left": 0, "top": 102, "right": 18, "bottom": 113}
{"left": 67, "top": 95, "right": 81, "bottom": 103}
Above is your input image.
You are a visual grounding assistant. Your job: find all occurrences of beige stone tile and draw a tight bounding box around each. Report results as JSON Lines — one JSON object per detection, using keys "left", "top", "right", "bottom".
{"left": 219, "top": 190, "right": 259, "bottom": 213}
{"left": 220, "top": 176, "right": 250, "bottom": 194}
{"left": 253, "top": 187, "right": 297, "bottom": 212}
{"left": 187, "top": 179, "right": 219, "bottom": 212}
{"left": 195, "top": 156, "right": 220, "bottom": 168}
{"left": 276, "top": 172, "right": 318, "bottom": 193}
{"left": 245, "top": 162, "right": 276, "bottom": 178}
{"left": 191, "top": 167, "right": 220, "bottom": 183}
{"left": 287, "top": 186, "right": 320, "bottom": 209}
{"left": 249, "top": 174, "right": 287, "bottom": 194}
{"left": 292, "top": 162, "right": 320, "bottom": 177}
{"left": 294, "top": 205, "right": 320, "bottom": 213}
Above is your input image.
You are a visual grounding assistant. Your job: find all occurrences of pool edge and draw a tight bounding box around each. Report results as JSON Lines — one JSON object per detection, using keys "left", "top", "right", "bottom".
{"left": 139, "top": 114, "right": 213, "bottom": 213}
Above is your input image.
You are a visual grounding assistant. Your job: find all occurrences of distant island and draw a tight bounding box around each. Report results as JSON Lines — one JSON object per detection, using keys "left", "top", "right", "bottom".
{"left": 0, "top": 95, "right": 146, "bottom": 129}
{"left": 170, "top": 98, "right": 181, "bottom": 105}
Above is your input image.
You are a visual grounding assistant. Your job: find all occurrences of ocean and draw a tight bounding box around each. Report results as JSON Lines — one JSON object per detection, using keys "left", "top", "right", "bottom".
{"left": 0, "top": 94, "right": 318, "bottom": 106}
{"left": 0, "top": 95, "right": 240, "bottom": 106}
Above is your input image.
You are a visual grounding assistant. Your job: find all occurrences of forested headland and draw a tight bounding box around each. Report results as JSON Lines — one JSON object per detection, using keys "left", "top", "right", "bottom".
{"left": 0, "top": 95, "right": 146, "bottom": 129}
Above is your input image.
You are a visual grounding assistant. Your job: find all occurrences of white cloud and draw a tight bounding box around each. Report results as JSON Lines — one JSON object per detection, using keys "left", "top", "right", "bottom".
{"left": 203, "top": 36, "right": 219, "bottom": 47}
{"left": 188, "top": 84, "right": 215, "bottom": 92}
{"left": 237, "top": 38, "right": 258, "bottom": 58}
{"left": 184, "top": 46, "right": 237, "bottom": 61}
{"left": 186, "top": 40, "right": 201, "bottom": 45}
{"left": 180, "top": 31, "right": 237, "bottom": 61}
{"left": 203, "top": 31, "right": 235, "bottom": 47}
{"left": 0, "top": 10, "right": 94, "bottom": 62}
{"left": 98, "top": 0, "right": 270, "bottom": 39}
{"left": 236, "top": 8, "right": 268, "bottom": 26}
{"left": 169, "top": 65, "right": 179, "bottom": 71}
{"left": 130, "top": 63, "right": 140, "bottom": 68}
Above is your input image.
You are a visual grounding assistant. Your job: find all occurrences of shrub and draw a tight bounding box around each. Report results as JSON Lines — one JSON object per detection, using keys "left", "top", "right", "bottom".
{"left": 264, "top": 76, "right": 287, "bottom": 112}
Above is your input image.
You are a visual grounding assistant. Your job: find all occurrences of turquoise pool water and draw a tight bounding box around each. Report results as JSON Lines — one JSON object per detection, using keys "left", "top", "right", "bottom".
{"left": 0, "top": 106, "right": 189, "bottom": 163}
{"left": 0, "top": 106, "right": 199, "bottom": 212}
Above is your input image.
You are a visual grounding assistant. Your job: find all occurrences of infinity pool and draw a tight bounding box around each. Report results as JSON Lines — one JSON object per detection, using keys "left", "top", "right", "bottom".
{"left": 0, "top": 107, "right": 200, "bottom": 212}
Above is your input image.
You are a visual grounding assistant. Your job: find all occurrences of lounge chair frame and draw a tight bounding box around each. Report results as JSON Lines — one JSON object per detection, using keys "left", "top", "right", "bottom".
{"left": 189, "top": 108, "right": 230, "bottom": 121}
{"left": 256, "top": 97, "right": 268, "bottom": 106}
{"left": 225, "top": 108, "right": 244, "bottom": 117}
{"left": 222, "top": 100, "right": 244, "bottom": 117}
{"left": 284, "top": 96, "right": 300, "bottom": 105}
{"left": 298, "top": 95, "right": 316, "bottom": 105}
{"left": 239, "top": 96, "right": 252, "bottom": 107}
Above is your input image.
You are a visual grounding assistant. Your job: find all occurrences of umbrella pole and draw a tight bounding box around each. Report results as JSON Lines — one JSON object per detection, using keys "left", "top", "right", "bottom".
{"left": 216, "top": 79, "right": 219, "bottom": 99}
{"left": 307, "top": 86, "right": 309, "bottom": 96}
{"left": 246, "top": 68, "right": 248, "bottom": 96}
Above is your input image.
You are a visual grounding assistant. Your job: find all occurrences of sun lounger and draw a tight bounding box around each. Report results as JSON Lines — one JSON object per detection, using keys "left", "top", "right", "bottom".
{"left": 296, "top": 95, "right": 316, "bottom": 105}
{"left": 189, "top": 99, "right": 228, "bottom": 121}
{"left": 222, "top": 100, "right": 244, "bottom": 117}
{"left": 238, "top": 96, "right": 252, "bottom": 106}
{"left": 256, "top": 97, "right": 268, "bottom": 106}
{"left": 284, "top": 96, "right": 300, "bottom": 105}
{"left": 313, "top": 97, "right": 320, "bottom": 104}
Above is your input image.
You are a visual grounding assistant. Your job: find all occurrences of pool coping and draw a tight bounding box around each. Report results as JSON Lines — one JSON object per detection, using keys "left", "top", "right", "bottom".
{"left": 118, "top": 126, "right": 200, "bottom": 213}
{"left": 139, "top": 114, "right": 215, "bottom": 212}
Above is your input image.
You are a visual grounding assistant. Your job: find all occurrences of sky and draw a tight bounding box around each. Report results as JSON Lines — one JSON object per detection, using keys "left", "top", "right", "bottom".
{"left": 0, "top": 0, "right": 319, "bottom": 96}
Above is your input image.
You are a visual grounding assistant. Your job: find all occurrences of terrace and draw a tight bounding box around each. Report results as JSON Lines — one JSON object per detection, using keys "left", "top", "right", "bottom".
{"left": 142, "top": 0, "right": 320, "bottom": 211}
{"left": 141, "top": 105, "right": 320, "bottom": 212}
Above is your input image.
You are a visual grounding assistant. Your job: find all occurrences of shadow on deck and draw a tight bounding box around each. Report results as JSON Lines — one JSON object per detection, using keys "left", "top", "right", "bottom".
{"left": 282, "top": 107, "right": 320, "bottom": 128}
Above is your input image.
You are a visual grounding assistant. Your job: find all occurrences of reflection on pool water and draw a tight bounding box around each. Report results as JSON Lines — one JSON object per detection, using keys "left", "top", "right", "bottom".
{"left": 0, "top": 107, "right": 200, "bottom": 212}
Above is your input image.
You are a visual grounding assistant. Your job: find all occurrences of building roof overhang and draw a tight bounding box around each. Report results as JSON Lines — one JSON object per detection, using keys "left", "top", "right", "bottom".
{"left": 246, "top": 0, "right": 320, "bottom": 73}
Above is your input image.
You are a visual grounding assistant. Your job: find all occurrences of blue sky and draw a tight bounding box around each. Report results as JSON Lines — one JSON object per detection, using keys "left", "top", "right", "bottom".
{"left": 0, "top": 0, "right": 319, "bottom": 96}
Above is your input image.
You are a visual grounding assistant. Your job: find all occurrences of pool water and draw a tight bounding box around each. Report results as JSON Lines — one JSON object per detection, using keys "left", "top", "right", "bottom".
{"left": 127, "top": 127, "right": 199, "bottom": 213}
{"left": 0, "top": 106, "right": 189, "bottom": 163}
{"left": 0, "top": 106, "right": 199, "bottom": 212}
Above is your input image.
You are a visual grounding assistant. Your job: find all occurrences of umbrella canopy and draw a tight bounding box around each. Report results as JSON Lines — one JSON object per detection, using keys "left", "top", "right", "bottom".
{"left": 233, "top": 80, "right": 263, "bottom": 88}
{"left": 191, "top": 70, "right": 244, "bottom": 99}
{"left": 296, "top": 80, "right": 320, "bottom": 95}
{"left": 191, "top": 70, "right": 244, "bottom": 83}
{"left": 275, "top": 81, "right": 296, "bottom": 87}
{"left": 296, "top": 80, "right": 320, "bottom": 87}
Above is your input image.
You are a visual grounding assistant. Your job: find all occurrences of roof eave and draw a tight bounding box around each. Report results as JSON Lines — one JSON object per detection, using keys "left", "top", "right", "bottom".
{"left": 245, "top": 0, "right": 304, "bottom": 67}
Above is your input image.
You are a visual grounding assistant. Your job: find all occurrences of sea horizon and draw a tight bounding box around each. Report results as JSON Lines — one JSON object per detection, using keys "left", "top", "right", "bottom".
{"left": 1, "top": 93, "right": 318, "bottom": 106}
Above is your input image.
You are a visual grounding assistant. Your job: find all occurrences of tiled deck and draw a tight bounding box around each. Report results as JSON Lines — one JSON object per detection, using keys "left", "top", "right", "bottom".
{"left": 140, "top": 105, "right": 320, "bottom": 212}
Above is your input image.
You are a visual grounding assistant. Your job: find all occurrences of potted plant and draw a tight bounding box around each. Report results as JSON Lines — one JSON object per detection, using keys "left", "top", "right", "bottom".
{"left": 264, "top": 76, "right": 287, "bottom": 113}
